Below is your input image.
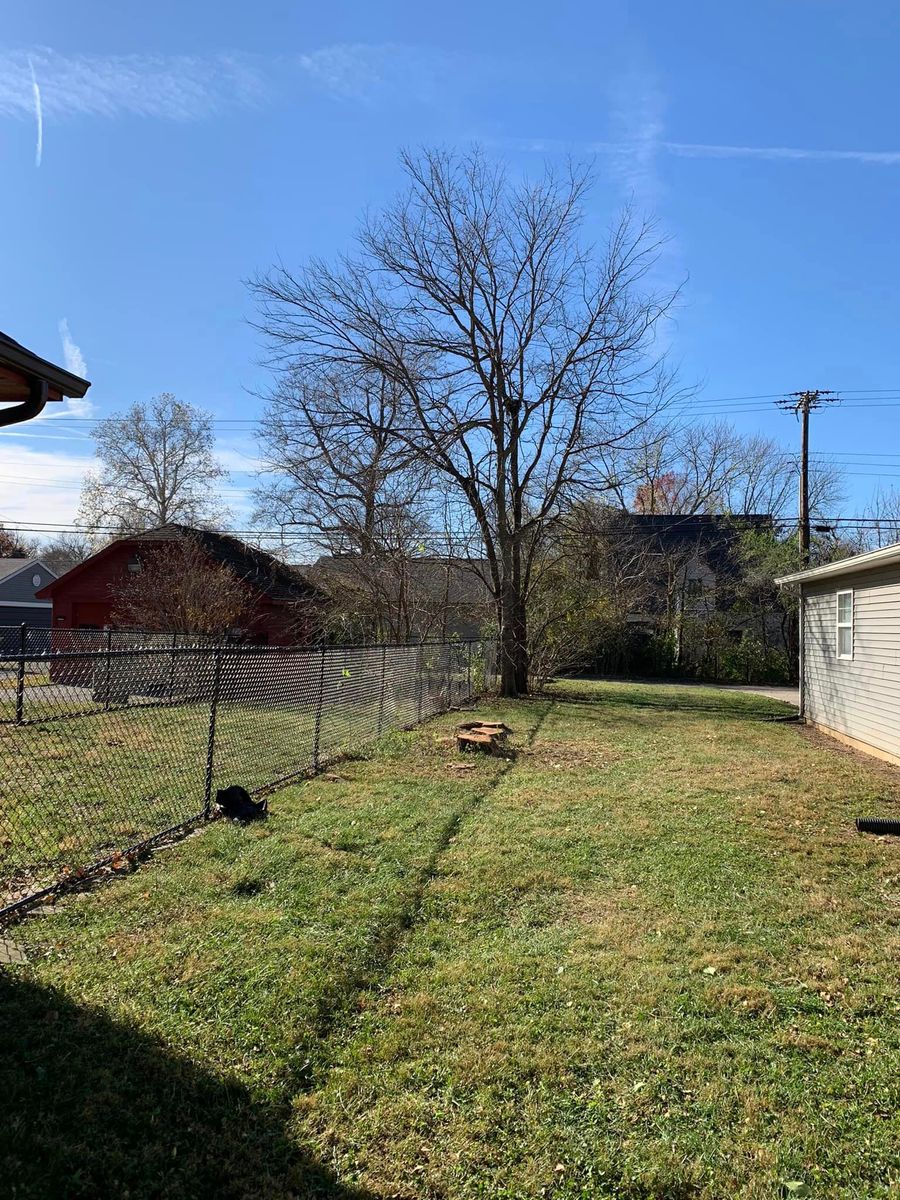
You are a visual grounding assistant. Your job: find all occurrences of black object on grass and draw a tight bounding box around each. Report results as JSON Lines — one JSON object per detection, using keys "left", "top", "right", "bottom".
{"left": 855, "top": 816, "right": 900, "bottom": 836}
{"left": 216, "top": 785, "right": 268, "bottom": 822}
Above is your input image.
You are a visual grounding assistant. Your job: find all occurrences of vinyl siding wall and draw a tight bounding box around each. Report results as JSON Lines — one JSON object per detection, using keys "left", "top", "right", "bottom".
{"left": 0, "top": 562, "right": 55, "bottom": 603}
{"left": 803, "top": 564, "right": 900, "bottom": 760}
{"left": 0, "top": 605, "right": 51, "bottom": 627}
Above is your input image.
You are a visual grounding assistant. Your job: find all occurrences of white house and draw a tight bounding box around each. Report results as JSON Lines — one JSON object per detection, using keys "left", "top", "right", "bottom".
{"left": 778, "top": 542, "right": 900, "bottom": 765}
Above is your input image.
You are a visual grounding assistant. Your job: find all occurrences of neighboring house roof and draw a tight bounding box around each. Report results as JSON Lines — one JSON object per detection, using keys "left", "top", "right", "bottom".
{"left": 0, "top": 559, "right": 33, "bottom": 583}
{"left": 0, "top": 330, "right": 91, "bottom": 428}
{"left": 37, "top": 525, "right": 325, "bottom": 603}
{"left": 616, "top": 513, "right": 773, "bottom": 578}
{"left": 0, "top": 558, "right": 57, "bottom": 587}
{"left": 624, "top": 513, "right": 772, "bottom": 540}
{"left": 313, "top": 554, "right": 492, "bottom": 608}
{"left": 776, "top": 540, "right": 900, "bottom": 586}
{"left": 137, "top": 525, "right": 326, "bottom": 602}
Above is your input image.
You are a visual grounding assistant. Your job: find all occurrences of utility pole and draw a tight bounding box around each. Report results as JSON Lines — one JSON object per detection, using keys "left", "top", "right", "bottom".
{"left": 777, "top": 390, "right": 839, "bottom": 564}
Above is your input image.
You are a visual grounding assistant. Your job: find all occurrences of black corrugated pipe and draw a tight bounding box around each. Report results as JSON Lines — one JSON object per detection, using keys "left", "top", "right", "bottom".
{"left": 855, "top": 816, "right": 900, "bottom": 836}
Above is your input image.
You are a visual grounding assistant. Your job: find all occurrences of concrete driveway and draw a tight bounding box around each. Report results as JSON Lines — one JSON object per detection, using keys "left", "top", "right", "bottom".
{"left": 706, "top": 683, "right": 799, "bottom": 707}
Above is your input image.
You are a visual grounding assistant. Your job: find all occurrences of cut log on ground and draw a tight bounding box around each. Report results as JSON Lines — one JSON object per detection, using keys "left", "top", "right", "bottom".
{"left": 456, "top": 721, "right": 511, "bottom": 755}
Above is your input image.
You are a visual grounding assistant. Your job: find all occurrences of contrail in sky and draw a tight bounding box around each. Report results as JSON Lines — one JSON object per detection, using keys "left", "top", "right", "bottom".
{"left": 28, "top": 56, "right": 42, "bottom": 166}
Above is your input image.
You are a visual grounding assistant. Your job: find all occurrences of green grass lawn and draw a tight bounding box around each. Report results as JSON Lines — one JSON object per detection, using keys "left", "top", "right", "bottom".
{"left": 2, "top": 680, "right": 899, "bottom": 1199}
{"left": 0, "top": 679, "right": 440, "bottom": 899}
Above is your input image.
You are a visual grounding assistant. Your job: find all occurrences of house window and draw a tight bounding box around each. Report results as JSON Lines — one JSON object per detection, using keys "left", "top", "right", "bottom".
{"left": 836, "top": 589, "right": 853, "bottom": 659}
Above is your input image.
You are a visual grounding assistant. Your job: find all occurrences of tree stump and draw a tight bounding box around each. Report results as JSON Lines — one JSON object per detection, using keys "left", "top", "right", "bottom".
{"left": 456, "top": 721, "right": 511, "bottom": 755}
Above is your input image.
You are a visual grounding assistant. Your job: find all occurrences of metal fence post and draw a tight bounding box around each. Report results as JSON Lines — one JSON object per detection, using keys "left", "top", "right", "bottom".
{"left": 377, "top": 643, "right": 387, "bottom": 735}
{"left": 467, "top": 640, "right": 473, "bottom": 700}
{"left": 14, "top": 622, "right": 26, "bottom": 726}
{"left": 417, "top": 644, "right": 424, "bottom": 724}
{"left": 312, "top": 644, "right": 327, "bottom": 770}
{"left": 103, "top": 627, "right": 113, "bottom": 712}
{"left": 168, "top": 630, "right": 177, "bottom": 704}
{"left": 203, "top": 643, "right": 225, "bottom": 817}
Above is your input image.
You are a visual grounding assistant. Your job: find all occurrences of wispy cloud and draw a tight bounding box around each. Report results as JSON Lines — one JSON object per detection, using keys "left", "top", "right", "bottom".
{"left": 0, "top": 434, "right": 257, "bottom": 532}
{"left": 216, "top": 446, "right": 265, "bottom": 474}
{"left": 0, "top": 424, "right": 262, "bottom": 534}
{"left": 606, "top": 65, "right": 665, "bottom": 203}
{"left": 0, "top": 43, "right": 457, "bottom": 132}
{"left": 298, "top": 44, "right": 388, "bottom": 101}
{"left": 0, "top": 49, "right": 268, "bottom": 123}
{"left": 506, "top": 135, "right": 900, "bottom": 169}
{"left": 664, "top": 141, "right": 900, "bottom": 166}
{"left": 296, "top": 43, "right": 468, "bottom": 105}
{"left": 58, "top": 319, "right": 86, "bottom": 379}
{"left": 27, "top": 56, "right": 42, "bottom": 166}
{"left": 0, "top": 440, "right": 95, "bottom": 530}
{"left": 8, "top": 320, "right": 95, "bottom": 426}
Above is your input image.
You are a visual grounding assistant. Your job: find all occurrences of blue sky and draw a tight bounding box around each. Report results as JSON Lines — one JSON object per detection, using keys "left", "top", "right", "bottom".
{"left": 4, "top": 0, "right": 900, "bottom": 546}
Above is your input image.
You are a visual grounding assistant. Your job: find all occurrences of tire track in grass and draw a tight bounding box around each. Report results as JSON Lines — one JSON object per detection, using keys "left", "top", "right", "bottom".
{"left": 296, "top": 698, "right": 555, "bottom": 1092}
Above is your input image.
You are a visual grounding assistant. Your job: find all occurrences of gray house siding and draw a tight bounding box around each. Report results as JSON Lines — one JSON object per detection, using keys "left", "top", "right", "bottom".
{"left": 0, "top": 561, "right": 56, "bottom": 631}
{"left": 802, "top": 563, "right": 900, "bottom": 761}
{"left": 0, "top": 562, "right": 55, "bottom": 603}
{"left": 0, "top": 604, "right": 51, "bottom": 628}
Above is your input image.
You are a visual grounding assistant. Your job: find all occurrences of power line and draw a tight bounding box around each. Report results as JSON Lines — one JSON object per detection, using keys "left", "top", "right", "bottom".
{"left": 4, "top": 513, "right": 898, "bottom": 539}
{"left": 7, "top": 393, "right": 900, "bottom": 426}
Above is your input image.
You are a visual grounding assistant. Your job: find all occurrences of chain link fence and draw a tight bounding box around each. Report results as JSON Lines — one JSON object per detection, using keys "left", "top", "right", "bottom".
{"left": 0, "top": 634, "right": 493, "bottom": 919}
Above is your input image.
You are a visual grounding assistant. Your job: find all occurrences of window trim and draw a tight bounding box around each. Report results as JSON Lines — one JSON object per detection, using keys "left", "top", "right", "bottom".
{"left": 836, "top": 588, "right": 854, "bottom": 660}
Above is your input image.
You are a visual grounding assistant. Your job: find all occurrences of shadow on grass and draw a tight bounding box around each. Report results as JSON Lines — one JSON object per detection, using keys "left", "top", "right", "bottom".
{"left": 0, "top": 973, "right": 374, "bottom": 1200}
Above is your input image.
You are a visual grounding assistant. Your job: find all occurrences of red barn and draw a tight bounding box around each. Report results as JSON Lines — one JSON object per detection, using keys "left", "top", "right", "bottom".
{"left": 36, "top": 524, "right": 326, "bottom": 645}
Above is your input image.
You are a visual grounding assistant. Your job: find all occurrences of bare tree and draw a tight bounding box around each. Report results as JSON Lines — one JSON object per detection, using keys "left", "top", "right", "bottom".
{"left": 258, "top": 368, "right": 426, "bottom": 554}
{"left": 111, "top": 537, "right": 253, "bottom": 637}
{"left": 252, "top": 149, "right": 678, "bottom": 695}
{"left": 39, "top": 531, "right": 94, "bottom": 575}
{"left": 602, "top": 419, "right": 845, "bottom": 518}
{"left": 856, "top": 486, "right": 900, "bottom": 549}
{"left": 256, "top": 367, "right": 440, "bottom": 640}
{"left": 0, "top": 525, "right": 37, "bottom": 558}
{"left": 79, "top": 394, "right": 228, "bottom": 536}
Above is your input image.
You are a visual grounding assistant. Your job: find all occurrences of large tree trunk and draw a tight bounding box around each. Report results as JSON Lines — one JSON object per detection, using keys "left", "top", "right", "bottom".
{"left": 498, "top": 583, "right": 521, "bottom": 697}
{"left": 498, "top": 617, "right": 519, "bottom": 698}
{"left": 497, "top": 580, "right": 530, "bottom": 698}
{"left": 512, "top": 593, "right": 529, "bottom": 694}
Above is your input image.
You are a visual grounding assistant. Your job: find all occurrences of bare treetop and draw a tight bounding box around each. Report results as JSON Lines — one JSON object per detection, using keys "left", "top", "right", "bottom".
{"left": 79, "top": 394, "right": 229, "bottom": 537}
{"left": 257, "top": 366, "right": 427, "bottom": 558}
{"left": 602, "top": 419, "right": 845, "bottom": 518}
{"left": 252, "top": 148, "right": 680, "bottom": 694}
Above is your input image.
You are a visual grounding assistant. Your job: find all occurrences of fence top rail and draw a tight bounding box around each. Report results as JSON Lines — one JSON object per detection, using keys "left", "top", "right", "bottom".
{"left": 0, "top": 637, "right": 485, "bottom": 664}
{"left": 0, "top": 629, "right": 483, "bottom": 644}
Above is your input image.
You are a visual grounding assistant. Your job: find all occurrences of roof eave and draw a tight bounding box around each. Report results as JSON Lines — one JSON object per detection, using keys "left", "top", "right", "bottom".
{"left": 776, "top": 541, "right": 900, "bottom": 586}
{"left": 0, "top": 334, "right": 91, "bottom": 398}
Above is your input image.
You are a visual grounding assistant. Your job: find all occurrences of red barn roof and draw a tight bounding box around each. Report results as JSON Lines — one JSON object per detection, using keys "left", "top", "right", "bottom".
{"left": 37, "top": 524, "right": 323, "bottom": 603}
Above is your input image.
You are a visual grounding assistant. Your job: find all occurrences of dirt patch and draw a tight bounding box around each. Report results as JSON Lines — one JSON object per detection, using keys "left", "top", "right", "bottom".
{"left": 778, "top": 1029, "right": 844, "bottom": 1055}
{"left": 563, "top": 885, "right": 671, "bottom": 957}
{"left": 526, "top": 740, "right": 619, "bottom": 771}
{"left": 709, "top": 983, "right": 776, "bottom": 1015}
{"left": 798, "top": 722, "right": 900, "bottom": 783}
